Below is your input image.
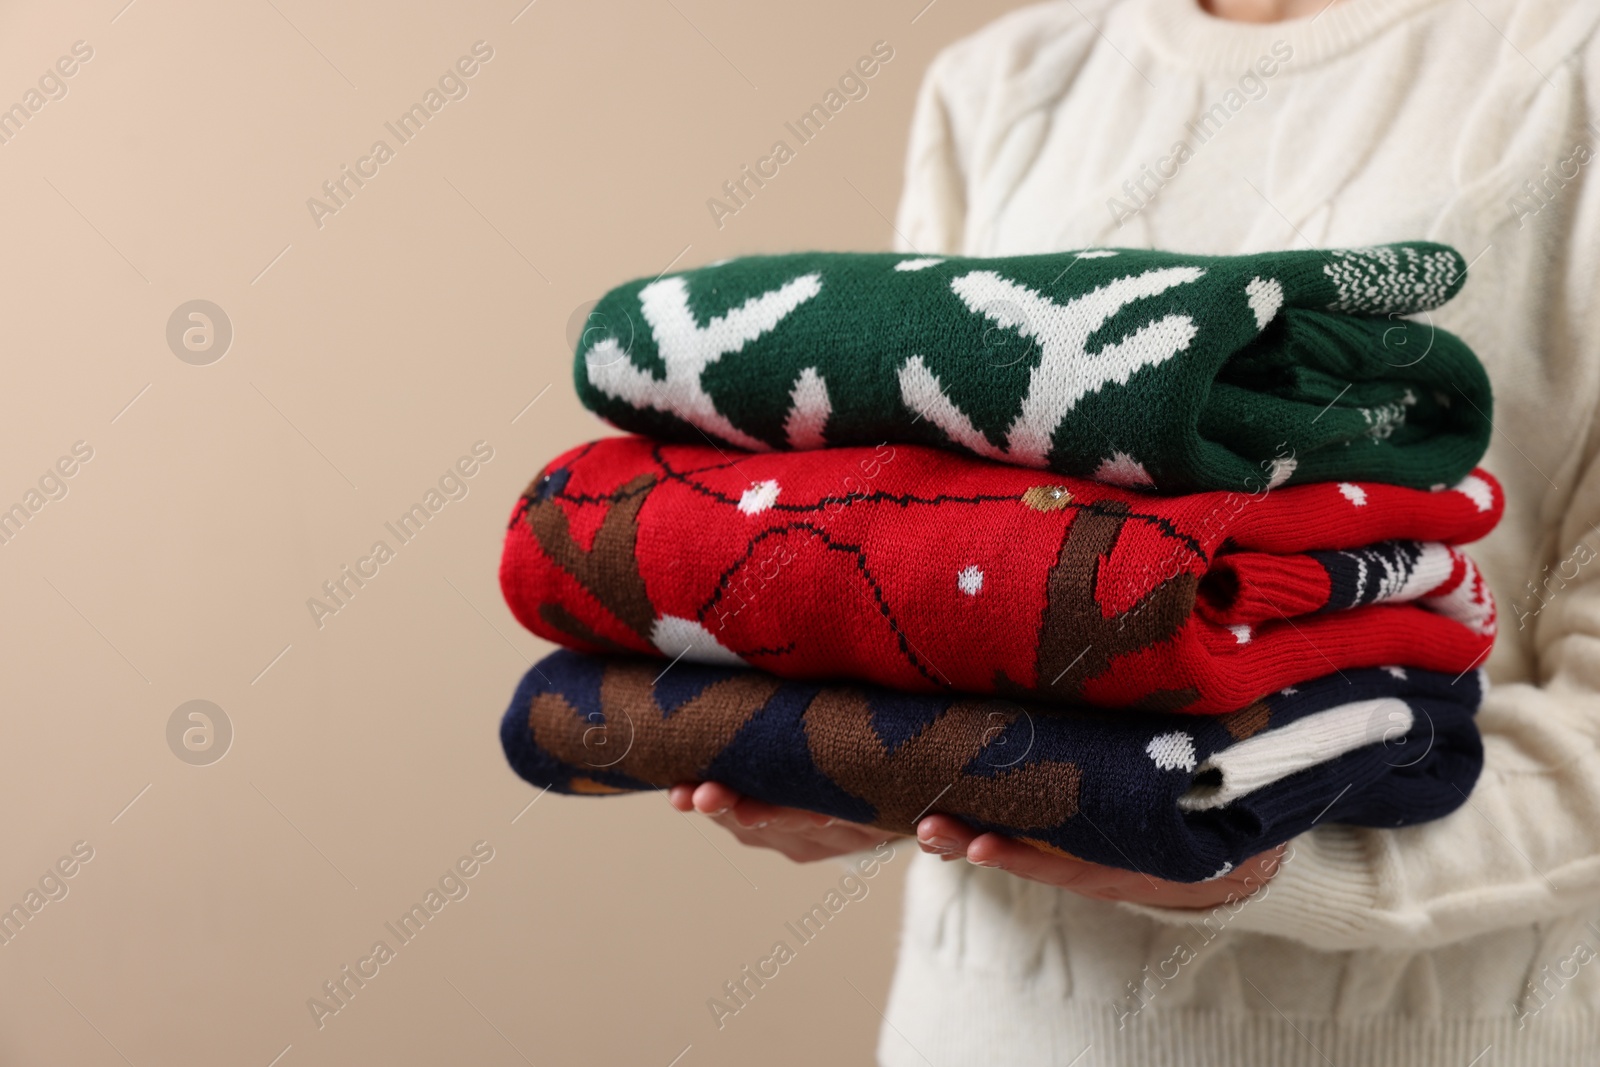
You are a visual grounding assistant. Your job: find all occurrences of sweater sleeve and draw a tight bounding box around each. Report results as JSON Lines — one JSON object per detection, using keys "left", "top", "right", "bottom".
{"left": 1124, "top": 465, "right": 1600, "bottom": 952}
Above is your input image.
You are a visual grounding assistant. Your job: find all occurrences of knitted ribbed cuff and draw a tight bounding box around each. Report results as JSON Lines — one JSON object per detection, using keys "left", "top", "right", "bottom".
{"left": 1118, "top": 827, "right": 1390, "bottom": 951}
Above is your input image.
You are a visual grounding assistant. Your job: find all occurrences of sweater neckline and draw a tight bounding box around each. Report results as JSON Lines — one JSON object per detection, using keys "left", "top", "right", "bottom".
{"left": 1138, "top": 0, "right": 1448, "bottom": 74}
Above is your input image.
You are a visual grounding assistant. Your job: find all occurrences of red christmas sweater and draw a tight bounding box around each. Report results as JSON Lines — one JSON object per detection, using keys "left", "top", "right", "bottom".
{"left": 500, "top": 437, "right": 1500, "bottom": 714}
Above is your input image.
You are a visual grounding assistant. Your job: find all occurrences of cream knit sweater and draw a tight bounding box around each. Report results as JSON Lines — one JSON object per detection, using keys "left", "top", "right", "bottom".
{"left": 880, "top": 0, "right": 1600, "bottom": 1063}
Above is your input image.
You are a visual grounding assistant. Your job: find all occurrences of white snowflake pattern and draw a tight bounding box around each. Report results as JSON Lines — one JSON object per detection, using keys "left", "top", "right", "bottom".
{"left": 1321, "top": 246, "right": 1459, "bottom": 314}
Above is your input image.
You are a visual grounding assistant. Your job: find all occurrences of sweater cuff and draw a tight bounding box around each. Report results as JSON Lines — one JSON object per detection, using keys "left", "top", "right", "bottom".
{"left": 1117, "top": 827, "right": 1389, "bottom": 950}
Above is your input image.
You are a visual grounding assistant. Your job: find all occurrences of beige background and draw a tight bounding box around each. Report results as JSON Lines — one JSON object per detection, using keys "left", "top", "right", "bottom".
{"left": 0, "top": 1, "right": 1041, "bottom": 1064}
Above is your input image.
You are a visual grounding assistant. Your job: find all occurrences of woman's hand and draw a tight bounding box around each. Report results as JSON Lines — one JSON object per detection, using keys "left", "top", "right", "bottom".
{"left": 667, "top": 781, "right": 901, "bottom": 863}
{"left": 916, "top": 812, "right": 1284, "bottom": 910}
{"left": 671, "top": 783, "right": 1282, "bottom": 908}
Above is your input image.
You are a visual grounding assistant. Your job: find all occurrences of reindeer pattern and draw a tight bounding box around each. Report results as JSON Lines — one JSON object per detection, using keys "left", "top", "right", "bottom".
{"left": 500, "top": 437, "right": 1500, "bottom": 714}
{"left": 500, "top": 650, "right": 1486, "bottom": 882}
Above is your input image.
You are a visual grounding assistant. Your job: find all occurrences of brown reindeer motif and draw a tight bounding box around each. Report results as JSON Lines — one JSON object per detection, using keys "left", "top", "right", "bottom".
{"left": 526, "top": 659, "right": 784, "bottom": 785}
{"left": 1221, "top": 699, "right": 1271, "bottom": 739}
{"left": 522, "top": 471, "right": 657, "bottom": 645}
{"left": 526, "top": 660, "right": 1082, "bottom": 835}
{"left": 801, "top": 688, "right": 1082, "bottom": 833}
{"left": 1017, "top": 494, "right": 1200, "bottom": 707}
{"left": 519, "top": 460, "right": 1203, "bottom": 708}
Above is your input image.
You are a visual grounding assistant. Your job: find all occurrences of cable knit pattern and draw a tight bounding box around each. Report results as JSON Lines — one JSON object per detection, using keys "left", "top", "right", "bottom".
{"left": 880, "top": 0, "right": 1600, "bottom": 1062}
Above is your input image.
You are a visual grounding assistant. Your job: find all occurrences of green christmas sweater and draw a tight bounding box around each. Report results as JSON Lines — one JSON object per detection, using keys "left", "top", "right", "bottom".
{"left": 572, "top": 243, "right": 1492, "bottom": 492}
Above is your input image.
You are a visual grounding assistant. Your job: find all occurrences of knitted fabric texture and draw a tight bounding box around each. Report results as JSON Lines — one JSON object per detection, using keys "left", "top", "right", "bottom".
{"left": 500, "top": 437, "right": 1501, "bottom": 714}
{"left": 500, "top": 651, "right": 1484, "bottom": 883}
{"left": 572, "top": 243, "right": 1491, "bottom": 492}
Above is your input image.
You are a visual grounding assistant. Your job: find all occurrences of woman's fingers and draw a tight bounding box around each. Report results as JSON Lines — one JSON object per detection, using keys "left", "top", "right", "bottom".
{"left": 718, "top": 814, "right": 889, "bottom": 862}
{"left": 966, "top": 833, "right": 1285, "bottom": 907}
{"left": 915, "top": 813, "right": 980, "bottom": 858}
{"left": 675, "top": 784, "right": 1284, "bottom": 897}
{"left": 913, "top": 814, "right": 1285, "bottom": 907}
{"left": 690, "top": 780, "right": 742, "bottom": 815}
{"left": 668, "top": 781, "right": 898, "bottom": 862}
{"left": 726, "top": 795, "right": 803, "bottom": 829}
{"left": 962, "top": 834, "right": 1211, "bottom": 900}
{"left": 964, "top": 833, "right": 1123, "bottom": 890}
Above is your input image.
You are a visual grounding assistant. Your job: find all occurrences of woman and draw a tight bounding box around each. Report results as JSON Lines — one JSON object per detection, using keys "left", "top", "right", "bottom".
{"left": 671, "top": 0, "right": 1600, "bottom": 1061}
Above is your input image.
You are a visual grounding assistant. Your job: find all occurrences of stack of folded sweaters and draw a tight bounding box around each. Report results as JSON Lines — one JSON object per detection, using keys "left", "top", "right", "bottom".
{"left": 497, "top": 242, "right": 1500, "bottom": 882}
